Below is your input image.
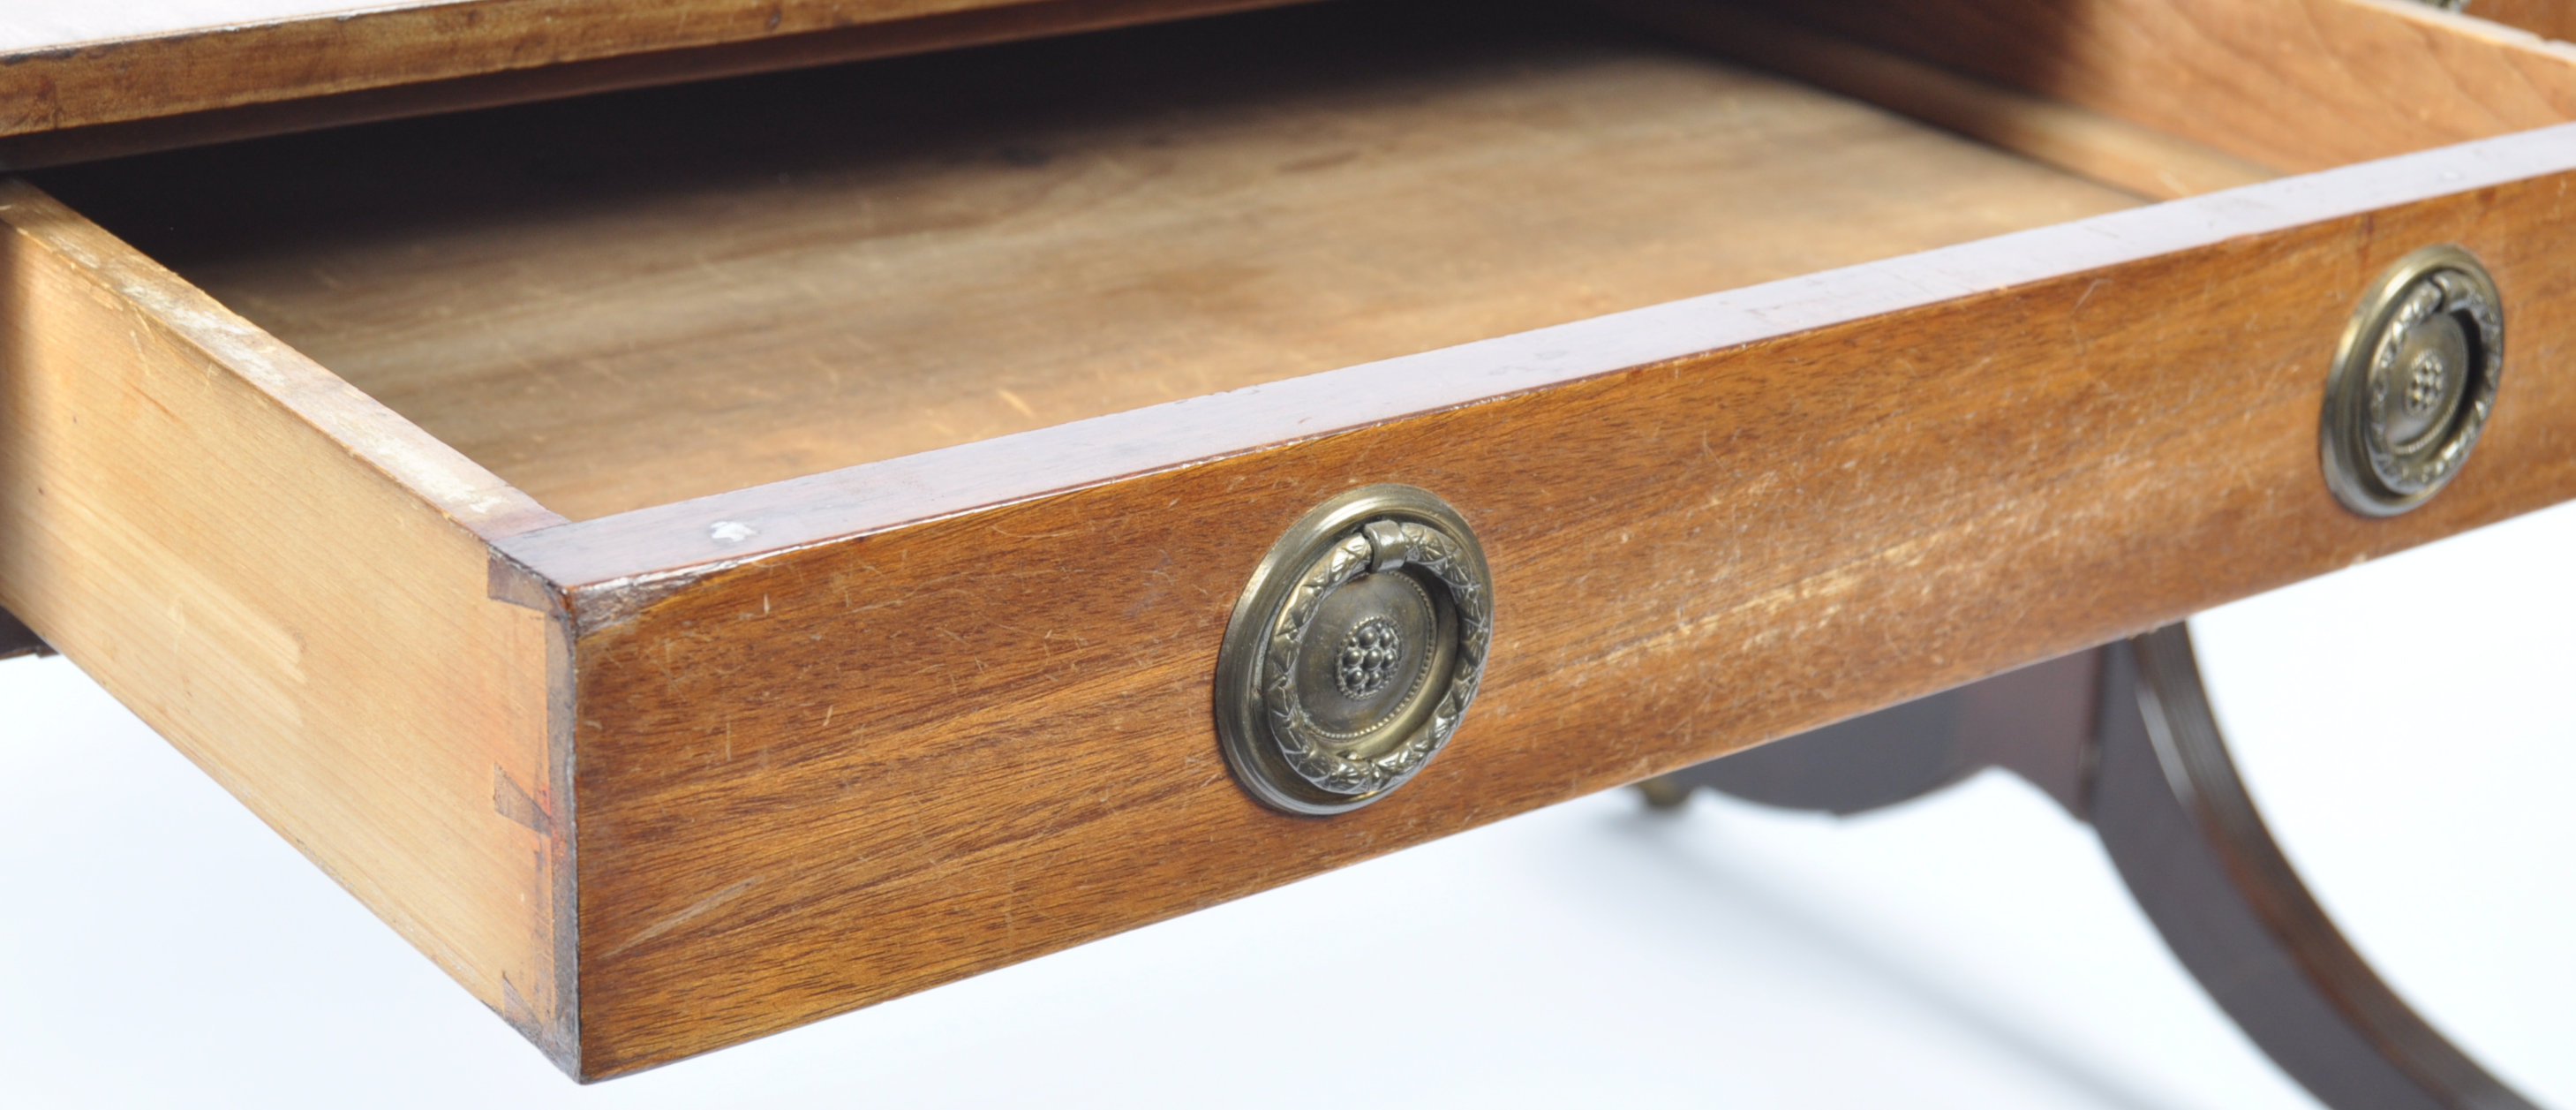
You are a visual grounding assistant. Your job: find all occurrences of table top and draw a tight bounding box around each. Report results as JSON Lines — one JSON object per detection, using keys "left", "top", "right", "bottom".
{"left": 0, "top": 0, "right": 1286, "bottom": 155}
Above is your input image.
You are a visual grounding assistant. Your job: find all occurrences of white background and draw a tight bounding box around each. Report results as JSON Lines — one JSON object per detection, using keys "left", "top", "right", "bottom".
{"left": 0, "top": 2, "right": 390, "bottom": 50}
{"left": 4, "top": 501, "right": 2570, "bottom": 1108}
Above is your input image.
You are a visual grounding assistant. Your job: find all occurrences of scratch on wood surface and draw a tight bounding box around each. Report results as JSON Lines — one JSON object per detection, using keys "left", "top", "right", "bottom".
{"left": 1576, "top": 529, "right": 1943, "bottom": 676}
{"left": 600, "top": 877, "right": 762, "bottom": 959}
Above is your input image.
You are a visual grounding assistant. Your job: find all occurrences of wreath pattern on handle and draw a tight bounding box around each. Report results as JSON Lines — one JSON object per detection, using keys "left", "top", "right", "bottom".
{"left": 2361, "top": 268, "right": 2502, "bottom": 496}
{"left": 1258, "top": 519, "right": 1492, "bottom": 797}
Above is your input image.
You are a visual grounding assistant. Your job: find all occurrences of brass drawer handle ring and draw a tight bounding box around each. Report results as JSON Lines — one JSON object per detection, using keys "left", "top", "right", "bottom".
{"left": 1216, "top": 485, "right": 1494, "bottom": 815}
{"left": 2321, "top": 243, "right": 2504, "bottom": 516}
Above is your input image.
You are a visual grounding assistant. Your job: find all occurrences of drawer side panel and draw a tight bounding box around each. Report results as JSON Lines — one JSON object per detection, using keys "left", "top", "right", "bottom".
{"left": 0, "top": 183, "right": 575, "bottom": 1066}
{"left": 1772, "top": 0, "right": 2576, "bottom": 172}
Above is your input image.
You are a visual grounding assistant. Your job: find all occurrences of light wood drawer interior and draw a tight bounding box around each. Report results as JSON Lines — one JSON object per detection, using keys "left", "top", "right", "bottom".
{"left": 35, "top": 0, "right": 2164, "bottom": 522}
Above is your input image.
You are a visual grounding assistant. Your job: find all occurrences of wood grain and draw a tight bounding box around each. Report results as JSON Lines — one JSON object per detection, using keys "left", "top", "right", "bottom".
{"left": 2470, "top": 0, "right": 2576, "bottom": 43}
{"left": 1600, "top": 0, "right": 2281, "bottom": 200}
{"left": 41, "top": 3, "right": 2140, "bottom": 522}
{"left": 0, "top": 181, "right": 576, "bottom": 1064}
{"left": 1777, "top": 0, "right": 2576, "bottom": 173}
{"left": 0, "top": 0, "right": 1307, "bottom": 141}
{"left": 518, "top": 129, "right": 2576, "bottom": 1076}
{"left": 19, "top": 0, "right": 2576, "bottom": 1078}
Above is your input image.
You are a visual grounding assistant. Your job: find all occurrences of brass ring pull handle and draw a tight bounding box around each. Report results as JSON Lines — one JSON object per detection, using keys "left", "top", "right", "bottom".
{"left": 1644, "top": 628, "right": 2542, "bottom": 1110}
{"left": 2322, "top": 245, "right": 2505, "bottom": 517}
{"left": 1216, "top": 486, "right": 1494, "bottom": 816}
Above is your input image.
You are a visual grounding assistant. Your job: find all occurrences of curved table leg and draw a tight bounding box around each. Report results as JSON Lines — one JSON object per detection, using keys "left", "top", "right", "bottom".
{"left": 0, "top": 606, "right": 51, "bottom": 661}
{"left": 1645, "top": 628, "right": 2539, "bottom": 1110}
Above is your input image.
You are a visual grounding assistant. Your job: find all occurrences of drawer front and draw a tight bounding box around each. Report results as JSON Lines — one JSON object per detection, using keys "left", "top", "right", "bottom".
{"left": 511, "top": 135, "right": 2576, "bottom": 1073}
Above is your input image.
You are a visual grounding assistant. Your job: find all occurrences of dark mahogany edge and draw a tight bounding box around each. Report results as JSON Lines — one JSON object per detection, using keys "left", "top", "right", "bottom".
{"left": 493, "top": 123, "right": 2576, "bottom": 601}
{"left": 0, "top": 0, "right": 1309, "bottom": 170}
{"left": 0, "top": 0, "right": 1308, "bottom": 140}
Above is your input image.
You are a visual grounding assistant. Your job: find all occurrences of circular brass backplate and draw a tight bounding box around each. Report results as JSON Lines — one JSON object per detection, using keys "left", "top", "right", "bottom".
{"left": 1216, "top": 485, "right": 1493, "bottom": 815}
{"left": 2322, "top": 245, "right": 2504, "bottom": 517}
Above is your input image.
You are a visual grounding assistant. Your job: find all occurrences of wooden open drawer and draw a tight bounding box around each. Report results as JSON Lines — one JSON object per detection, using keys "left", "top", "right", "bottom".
{"left": 5, "top": 0, "right": 2576, "bottom": 1082}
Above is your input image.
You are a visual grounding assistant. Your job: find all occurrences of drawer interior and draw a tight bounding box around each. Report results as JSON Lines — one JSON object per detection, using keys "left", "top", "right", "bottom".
{"left": 36, "top": 0, "right": 2151, "bottom": 522}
